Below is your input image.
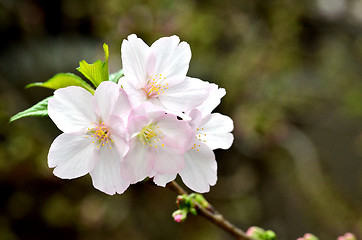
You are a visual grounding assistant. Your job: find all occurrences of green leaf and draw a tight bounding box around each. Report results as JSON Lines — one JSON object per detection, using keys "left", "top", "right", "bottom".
{"left": 77, "top": 43, "right": 109, "bottom": 87}
{"left": 26, "top": 73, "right": 94, "bottom": 94}
{"left": 9, "top": 97, "right": 52, "bottom": 123}
{"left": 109, "top": 69, "right": 124, "bottom": 83}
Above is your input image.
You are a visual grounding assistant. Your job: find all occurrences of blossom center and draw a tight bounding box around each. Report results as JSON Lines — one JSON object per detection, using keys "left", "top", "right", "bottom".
{"left": 192, "top": 127, "right": 206, "bottom": 151}
{"left": 143, "top": 74, "right": 168, "bottom": 98}
{"left": 86, "top": 122, "right": 114, "bottom": 149}
{"left": 138, "top": 124, "right": 164, "bottom": 148}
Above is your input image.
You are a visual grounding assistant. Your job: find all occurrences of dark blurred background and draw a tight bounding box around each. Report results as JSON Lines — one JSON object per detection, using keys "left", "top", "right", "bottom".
{"left": 1, "top": 0, "right": 362, "bottom": 239}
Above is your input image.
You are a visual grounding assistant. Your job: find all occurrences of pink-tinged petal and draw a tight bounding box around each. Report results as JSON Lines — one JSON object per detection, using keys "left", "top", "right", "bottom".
{"left": 151, "top": 145, "right": 185, "bottom": 175}
{"left": 180, "top": 143, "right": 217, "bottom": 193}
{"left": 159, "top": 77, "right": 209, "bottom": 113}
{"left": 111, "top": 133, "right": 129, "bottom": 158}
{"left": 154, "top": 114, "right": 193, "bottom": 152}
{"left": 127, "top": 115, "right": 150, "bottom": 138}
{"left": 200, "top": 113, "right": 234, "bottom": 150}
{"left": 150, "top": 36, "right": 191, "bottom": 86}
{"left": 146, "top": 51, "right": 156, "bottom": 74}
{"left": 121, "top": 137, "right": 153, "bottom": 183}
{"left": 119, "top": 76, "right": 147, "bottom": 109}
{"left": 107, "top": 115, "right": 129, "bottom": 157}
{"left": 90, "top": 147, "right": 130, "bottom": 195}
{"left": 187, "top": 109, "right": 203, "bottom": 130}
{"left": 94, "top": 81, "right": 129, "bottom": 123}
{"left": 126, "top": 102, "right": 152, "bottom": 132}
{"left": 153, "top": 173, "right": 177, "bottom": 187}
{"left": 197, "top": 85, "right": 226, "bottom": 117}
{"left": 112, "top": 88, "right": 133, "bottom": 122}
{"left": 126, "top": 102, "right": 165, "bottom": 134}
{"left": 121, "top": 34, "right": 150, "bottom": 89}
{"left": 48, "top": 86, "right": 97, "bottom": 133}
{"left": 48, "top": 133, "right": 99, "bottom": 179}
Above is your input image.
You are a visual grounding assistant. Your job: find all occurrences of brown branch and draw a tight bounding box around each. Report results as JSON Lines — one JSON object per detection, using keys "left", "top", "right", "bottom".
{"left": 166, "top": 181, "right": 252, "bottom": 240}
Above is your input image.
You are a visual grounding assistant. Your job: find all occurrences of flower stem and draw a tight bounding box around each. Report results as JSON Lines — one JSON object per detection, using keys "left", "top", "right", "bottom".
{"left": 166, "top": 181, "right": 252, "bottom": 240}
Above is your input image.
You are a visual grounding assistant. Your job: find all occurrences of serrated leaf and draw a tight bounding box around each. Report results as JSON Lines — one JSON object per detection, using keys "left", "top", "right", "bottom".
{"left": 77, "top": 43, "right": 109, "bottom": 87}
{"left": 9, "top": 97, "right": 52, "bottom": 123}
{"left": 26, "top": 73, "right": 94, "bottom": 94}
{"left": 109, "top": 69, "right": 124, "bottom": 83}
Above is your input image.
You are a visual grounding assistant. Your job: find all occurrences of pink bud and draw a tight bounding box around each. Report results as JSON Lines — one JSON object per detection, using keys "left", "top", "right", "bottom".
{"left": 246, "top": 227, "right": 257, "bottom": 236}
{"left": 298, "top": 233, "right": 318, "bottom": 240}
{"left": 173, "top": 214, "right": 183, "bottom": 222}
{"left": 344, "top": 233, "right": 356, "bottom": 240}
{"left": 337, "top": 233, "right": 356, "bottom": 240}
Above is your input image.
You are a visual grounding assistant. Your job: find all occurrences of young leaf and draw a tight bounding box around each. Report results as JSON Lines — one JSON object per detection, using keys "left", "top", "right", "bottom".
{"left": 109, "top": 69, "right": 124, "bottom": 83}
{"left": 77, "top": 43, "right": 110, "bottom": 88}
{"left": 10, "top": 97, "right": 52, "bottom": 123}
{"left": 26, "top": 73, "right": 94, "bottom": 94}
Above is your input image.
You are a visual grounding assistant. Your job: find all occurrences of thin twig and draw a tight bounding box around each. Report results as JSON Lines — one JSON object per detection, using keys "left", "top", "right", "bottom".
{"left": 166, "top": 181, "right": 252, "bottom": 240}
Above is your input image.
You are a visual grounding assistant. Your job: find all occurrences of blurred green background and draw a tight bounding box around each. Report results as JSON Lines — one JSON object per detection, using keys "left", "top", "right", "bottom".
{"left": 1, "top": 0, "right": 362, "bottom": 239}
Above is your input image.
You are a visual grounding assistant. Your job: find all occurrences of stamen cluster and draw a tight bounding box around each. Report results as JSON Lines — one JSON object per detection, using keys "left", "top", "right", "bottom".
{"left": 87, "top": 122, "right": 113, "bottom": 149}
{"left": 139, "top": 124, "right": 164, "bottom": 148}
{"left": 144, "top": 74, "right": 168, "bottom": 98}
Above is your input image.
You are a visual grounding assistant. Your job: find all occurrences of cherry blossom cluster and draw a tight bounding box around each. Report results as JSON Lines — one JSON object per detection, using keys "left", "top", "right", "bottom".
{"left": 47, "top": 34, "right": 234, "bottom": 195}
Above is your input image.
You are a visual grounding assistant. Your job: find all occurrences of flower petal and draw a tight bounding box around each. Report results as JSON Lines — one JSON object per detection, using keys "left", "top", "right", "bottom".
{"left": 112, "top": 88, "right": 133, "bottom": 123}
{"left": 127, "top": 111, "right": 150, "bottom": 138}
{"left": 119, "top": 76, "right": 147, "bottom": 109}
{"left": 150, "top": 36, "right": 191, "bottom": 86}
{"left": 154, "top": 113, "right": 193, "bottom": 152}
{"left": 48, "top": 133, "right": 99, "bottom": 179}
{"left": 153, "top": 173, "right": 177, "bottom": 187}
{"left": 159, "top": 77, "right": 209, "bottom": 113}
{"left": 121, "top": 34, "right": 150, "bottom": 89}
{"left": 126, "top": 102, "right": 165, "bottom": 134}
{"left": 200, "top": 113, "right": 234, "bottom": 150}
{"left": 121, "top": 137, "right": 153, "bottom": 184}
{"left": 48, "top": 86, "right": 97, "bottom": 133}
{"left": 90, "top": 147, "right": 130, "bottom": 195}
{"left": 107, "top": 115, "right": 129, "bottom": 157}
{"left": 151, "top": 145, "right": 185, "bottom": 175}
{"left": 187, "top": 109, "right": 203, "bottom": 130}
{"left": 180, "top": 143, "right": 217, "bottom": 193}
{"left": 94, "top": 81, "right": 126, "bottom": 123}
{"left": 197, "top": 85, "right": 226, "bottom": 117}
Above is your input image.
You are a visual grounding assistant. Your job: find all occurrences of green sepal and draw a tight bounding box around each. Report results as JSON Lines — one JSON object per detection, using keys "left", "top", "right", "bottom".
{"left": 189, "top": 207, "right": 197, "bottom": 216}
{"left": 264, "top": 230, "right": 277, "bottom": 240}
{"left": 77, "top": 43, "right": 109, "bottom": 87}
{"left": 9, "top": 96, "right": 52, "bottom": 123}
{"left": 109, "top": 69, "right": 124, "bottom": 83}
{"left": 26, "top": 73, "right": 94, "bottom": 94}
{"left": 193, "top": 194, "right": 210, "bottom": 208}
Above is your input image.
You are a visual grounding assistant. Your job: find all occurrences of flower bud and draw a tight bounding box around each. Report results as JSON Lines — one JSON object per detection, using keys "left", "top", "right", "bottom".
{"left": 297, "top": 233, "right": 319, "bottom": 240}
{"left": 176, "top": 194, "right": 189, "bottom": 209}
{"left": 265, "top": 230, "right": 277, "bottom": 240}
{"left": 246, "top": 226, "right": 276, "bottom": 240}
{"left": 173, "top": 214, "right": 183, "bottom": 222}
{"left": 193, "top": 193, "right": 210, "bottom": 209}
{"left": 337, "top": 233, "right": 356, "bottom": 240}
{"left": 246, "top": 226, "right": 265, "bottom": 238}
{"left": 172, "top": 209, "right": 188, "bottom": 223}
